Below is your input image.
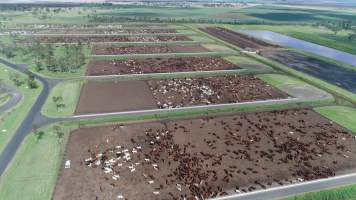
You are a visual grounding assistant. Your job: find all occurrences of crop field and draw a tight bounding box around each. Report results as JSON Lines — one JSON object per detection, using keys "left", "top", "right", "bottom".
{"left": 54, "top": 108, "right": 356, "bottom": 200}
{"left": 93, "top": 5, "right": 356, "bottom": 24}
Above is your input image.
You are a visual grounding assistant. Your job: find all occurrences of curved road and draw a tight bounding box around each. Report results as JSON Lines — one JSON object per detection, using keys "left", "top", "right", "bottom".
{"left": 0, "top": 58, "right": 355, "bottom": 200}
{"left": 0, "top": 84, "right": 22, "bottom": 114}
{"left": 0, "top": 59, "right": 51, "bottom": 176}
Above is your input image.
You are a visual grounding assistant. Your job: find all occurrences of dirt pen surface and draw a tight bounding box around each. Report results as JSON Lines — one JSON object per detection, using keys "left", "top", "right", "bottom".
{"left": 75, "top": 75, "right": 287, "bottom": 114}
{"left": 260, "top": 49, "right": 356, "bottom": 93}
{"left": 92, "top": 45, "right": 209, "bottom": 55}
{"left": 54, "top": 109, "right": 356, "bottom": 200}
{"left": 75, "top": 81, "right": 157, "bottom": 115}
{"left": 19, "top": 35, "right": 191, "bottom": 43}
{"left": 86, "top": 57, "right": 238, "bottom": 75}
{"left": 147, "top": 75, "right": 288, "bottom": 109}
{"left": 201, "top": 27, "right": 278, "bottom": 50}
{"left": 33, "top": 28, "right": 179, "bottom": 34}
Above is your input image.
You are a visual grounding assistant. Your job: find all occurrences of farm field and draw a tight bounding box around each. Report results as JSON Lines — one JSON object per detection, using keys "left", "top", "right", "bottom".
{"left": 0, "top": 3, "right": 356, "bottom": 200}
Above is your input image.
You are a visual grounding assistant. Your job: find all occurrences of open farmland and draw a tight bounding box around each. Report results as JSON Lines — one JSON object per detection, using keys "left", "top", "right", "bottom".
{"left": 1, "top": 4, "right": 356, "bottom": 200}
{"left": 75, "top": 75, "right": 287, "bottom": 114}
{"left": 54, "top": 109, "right": 356, "bottom": 200}
{"left": 92, "top": 44, "right": 210, "bottom": 55}
{"left": 86, "top": 57, "right": 238, "bottom": 75}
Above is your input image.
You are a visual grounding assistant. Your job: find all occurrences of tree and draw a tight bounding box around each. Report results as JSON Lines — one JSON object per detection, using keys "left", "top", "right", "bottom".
{"left": 9, "top": 73, "right": 24, "bottom": 87}
{"left": 52, "top": 95, "right": 65, "bottom": 110}
{"left": 44, "top": 43, "right": 56, "bottom": 72}
{"left": 33, "top": 124, "right": 44, "bottom": 141}
{"left": 26, "top": 71, "right": 39, "bottom": 89}
{"left": 53, "top": 125, "right": 64, "bottom": 143}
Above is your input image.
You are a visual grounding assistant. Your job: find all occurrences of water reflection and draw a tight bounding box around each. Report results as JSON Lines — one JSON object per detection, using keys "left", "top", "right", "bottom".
{"left": 238, "top": 30, "right": 356, "bottom": 67}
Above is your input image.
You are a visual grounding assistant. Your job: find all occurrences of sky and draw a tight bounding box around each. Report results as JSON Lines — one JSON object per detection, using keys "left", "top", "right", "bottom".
{"left": 0, "top": 0, "right": 355, "bottom": 6}
{"left": 0, "top": 0, "right": 104, "bottom": 2}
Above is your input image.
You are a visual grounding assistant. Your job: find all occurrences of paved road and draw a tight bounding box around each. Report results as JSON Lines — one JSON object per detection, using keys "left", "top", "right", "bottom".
{"left": 69, "top": 98, "right": 300, "bottom": 120}
{"left": 0, "top": 59, "right": 51, "bottom": 176}
{"left": 211, "top": 173, "right": 356, "bottom": 200}
{"left": 0, "top": 84, "right": 22, "bottom": 113}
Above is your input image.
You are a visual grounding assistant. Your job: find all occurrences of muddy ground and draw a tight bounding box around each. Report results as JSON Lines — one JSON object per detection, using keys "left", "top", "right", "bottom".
{"left": 19, "top": 35, "right": 191, "bottom": 43}
{"left": 147, "top": 75, "right": 288, "bottom": 109}
{"left": 74, "top": 81, "right": 157, "bottom": 115}
{"left": 260, "top": 49, "right": 356, "bottom": 93}
{"left": 86, "top": 57, "right": 238, "bottom": 75}
{"left": 38, "top": 28, "right": 178, "bottom": 34}
{"left": 201, "top": 27, "right": 278, "bottom": 50}
{"left": 92, "top": 45, "right": 209, "bottom": 55}
{"left": 10, "top": 28, "right": 178, "bottom": 35}
{"left": 54, "top": 109, "right": 356, "bottom": 200}
{"left": 75, "top": 75, "right": 287, "bottom": 114}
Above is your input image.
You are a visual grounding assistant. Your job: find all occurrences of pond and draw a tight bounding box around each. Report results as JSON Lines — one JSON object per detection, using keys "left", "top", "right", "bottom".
{"left": 238, "top": 30, "right": 356, "bottom": 67}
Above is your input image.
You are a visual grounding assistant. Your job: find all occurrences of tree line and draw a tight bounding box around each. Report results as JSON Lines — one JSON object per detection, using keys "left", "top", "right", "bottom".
{"left": 313, "top": 20, "right": 356, "bottom": 40}
{"left": 32, "top": 41, "right": 87, "bottom": 73}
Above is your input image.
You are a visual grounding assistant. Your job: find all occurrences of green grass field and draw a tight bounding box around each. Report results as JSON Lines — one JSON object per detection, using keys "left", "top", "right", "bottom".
{"left": 282, "top": 184, "right": 356, "bottom": 200}
{"left": 41, "top": 80, "right": 83, "bottom": 117}
{"left": 257, "top": 73, "right": 308, "bottom": 88}
{"left": 0, "top": 64, "right": 43, "bottom": 153}
{"left": 0, "top": 124, "right": 71, "bottom": 200}
{"left": 315, "top": 106, "right": 356, "bottom": 133}
{"left": 95, "top": 5, "right": 356, "bottom": 24}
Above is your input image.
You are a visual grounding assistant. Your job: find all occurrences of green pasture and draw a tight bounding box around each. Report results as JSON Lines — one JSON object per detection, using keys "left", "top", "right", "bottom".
{"left": 281, "top": 184, "right": 356, "bottom": 200}
{"left": 41, "top": 80, "right": 83, "bottom": 117}
{"left": 315, "top": 106, "right": 356, "bottom": 133}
